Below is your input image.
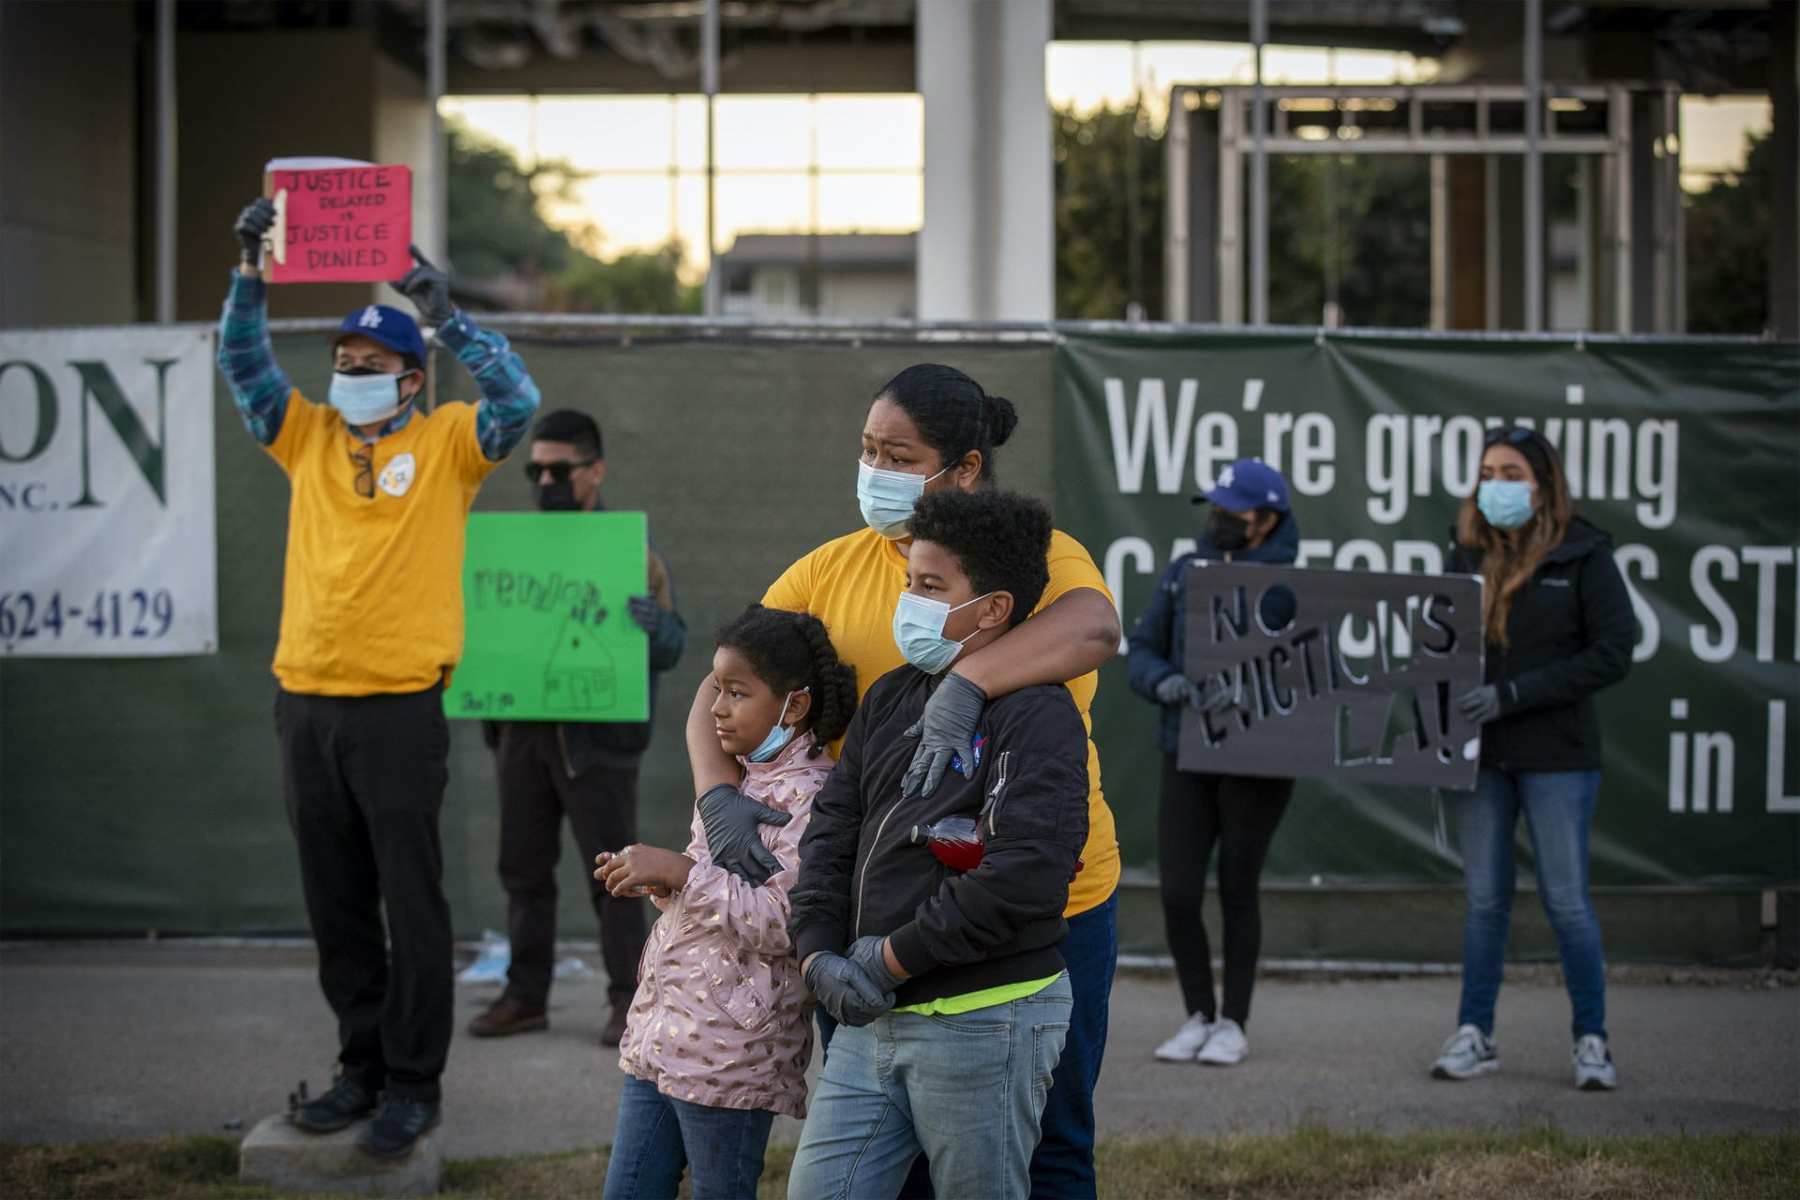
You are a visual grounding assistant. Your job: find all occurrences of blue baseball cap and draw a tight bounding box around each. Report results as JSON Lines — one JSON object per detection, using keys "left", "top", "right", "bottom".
{"left": 1194, "top": 458, "right": 1291, "bottom": 513}
{"left": 333, "top": 304, "right": 427, "bottom": 366}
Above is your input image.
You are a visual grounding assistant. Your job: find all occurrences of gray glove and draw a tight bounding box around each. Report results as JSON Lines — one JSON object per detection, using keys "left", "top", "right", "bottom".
{"left": 233, "top": 197, "right": 276, "bottom": 264}
{"left": 901, "top": 672, "right": 988, "bottom": 798}
{"left": 1194, "top": 674, "right": 1245, "bottom": 716}
{"left": 1154, "top": 673, "right": 1192, "bottom": 706}
{"left": 1458, "top": 684, "right": 1503, "bottom": 725}
{"left": 398, "top": 245, "right": 455, "bottom": 325}
{"left": 805, "top": 952, "right": 894, "bottom": 1028}
{"left": 697, "top": 783, "right": 789, "bottom": 885}
{"left": 847, "top": 934, "right": 904, "bottom": 993}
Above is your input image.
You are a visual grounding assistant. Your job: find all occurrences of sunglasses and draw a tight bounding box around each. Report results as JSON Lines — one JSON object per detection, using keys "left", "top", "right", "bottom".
{"left": 1484, "top": 426, "right": 1535, "bottom": 448}
{"left": 523, "top": 459, "right": 597, "bottom": 484}
{"left": 348, "top": 443, "right": 375, "bottom": 499}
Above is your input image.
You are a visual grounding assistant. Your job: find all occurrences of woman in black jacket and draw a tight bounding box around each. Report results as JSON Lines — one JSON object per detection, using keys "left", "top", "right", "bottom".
{"left": 1126, "top": 459, "right": 1299, "bottom": 1069}
{"left": 1432, "top": 426, "right": 1636, "bottom": 1092}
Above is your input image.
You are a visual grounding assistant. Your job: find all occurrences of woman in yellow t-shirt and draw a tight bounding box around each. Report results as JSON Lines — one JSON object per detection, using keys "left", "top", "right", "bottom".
{"left": 682, "top": 363, "right": 1121, "bottom": 1196}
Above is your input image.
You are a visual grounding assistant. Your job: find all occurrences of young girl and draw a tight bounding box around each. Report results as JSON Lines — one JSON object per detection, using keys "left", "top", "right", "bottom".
{"left": 594, "top": 604, "right": 857, "bottom": 1200}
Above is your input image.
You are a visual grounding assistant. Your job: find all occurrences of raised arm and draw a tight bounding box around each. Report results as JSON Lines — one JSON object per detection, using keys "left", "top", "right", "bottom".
{"left": 216, "top": 197, "right": 293, "bottom": 447}
{"left": 397, "top": 247, "right": 540, "bottom": 462}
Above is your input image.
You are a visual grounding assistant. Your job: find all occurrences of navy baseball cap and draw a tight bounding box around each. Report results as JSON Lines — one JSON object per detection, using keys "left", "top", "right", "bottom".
{"left": 1193, "top": 458, "right": 1291, "bottom": 513}
{"left": 332, "top": 304, "right": 427, "bottom": 366}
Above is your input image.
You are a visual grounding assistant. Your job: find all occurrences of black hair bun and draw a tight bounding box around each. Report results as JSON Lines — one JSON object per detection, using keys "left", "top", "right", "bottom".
{"left": 984, "top": 392, "right": 1019, "bottom": 447}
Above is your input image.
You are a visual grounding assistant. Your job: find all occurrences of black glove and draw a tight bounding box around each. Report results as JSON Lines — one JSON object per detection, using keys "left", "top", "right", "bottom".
{"left": 805, "top": 952, "right": 894, "bottom": 1028}
{"left": 627, "top": 595, "right": 665, "bottom": 635}
{"left": 901, "top": 672, "right": 988, "bottom": 798}
{"left": 398, "top": 244, "right": 455, "bottom": 325}
{"left": 697, "top": 783, "right": 789, "bottom": 884}
{"left": 847, "top": 935, "right": 905, "bottom": 993}
{"left": 1458, "top": 684, "right": 1503, "bottom": 725}
{"left": 1154, "top": 673, "right": 1192, "bottom": 706}
{"left": 233, "top": 197, "right": 276, "bottom": 265}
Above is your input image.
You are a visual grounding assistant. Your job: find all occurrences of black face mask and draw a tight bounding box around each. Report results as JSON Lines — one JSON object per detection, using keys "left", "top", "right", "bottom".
{"left": 1206, "top": 509, "right": 1252, "bottom": 553}
{"left": 534, "top": 479, "right": 581, "bottom": 512}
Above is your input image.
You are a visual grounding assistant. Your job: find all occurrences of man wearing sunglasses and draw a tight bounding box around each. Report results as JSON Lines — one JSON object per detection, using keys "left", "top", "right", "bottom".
{"left": 216, "top": 198, "right": 541, "bottom": 1158}
{"left": 469, "top": 408, "right": 687, "bottom": 1048}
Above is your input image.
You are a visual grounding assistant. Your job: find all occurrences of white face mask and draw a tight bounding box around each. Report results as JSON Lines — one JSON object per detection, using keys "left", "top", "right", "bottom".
{"left": 328, "top": 370, "right": 410, "bottom": 426}
{"left": 891, "top": 590, "right": 992, "bottom": 675}
{"left": 856, "top": 459, "right": 949, "bottom": 539}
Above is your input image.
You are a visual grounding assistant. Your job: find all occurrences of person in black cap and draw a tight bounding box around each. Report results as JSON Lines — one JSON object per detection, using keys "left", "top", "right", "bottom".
{"left": 469, "top": 408, "right": 687, "bottom": 1048}
{"left": 217, "top": 198, "right": 541, "bottom": 1157}
{"left": 1126, "top": 458, "right": 1300, "bottom": 1068}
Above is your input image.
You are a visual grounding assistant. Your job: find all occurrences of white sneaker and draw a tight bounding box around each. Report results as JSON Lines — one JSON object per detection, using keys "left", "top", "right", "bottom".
{"left": 1573, "top": 1035, "right": 1618, "bottom": 1091}
{"left": 1431, "top": 1024, "right": 1498, "bottom": 1080}
{"left": 1197, "top": 1018, "right": 1248, "bottom": 1065}
{"left": 1153, "top": 1013, "right": 1214, "bottom": 1062}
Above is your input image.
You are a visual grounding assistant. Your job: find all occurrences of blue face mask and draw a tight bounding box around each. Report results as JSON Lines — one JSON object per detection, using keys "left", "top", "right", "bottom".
{"left": 857, "top": 460, "right": 948, "bottom": 539}
{"left": 892, "top": 591, "right": 991, "bottom": 675}
{"left": 746, "top": 688, "right": 807, "bottom": 763}
{"left": 1476, "top": 480, "right": 1535, "bottom": 530}
{"left": 328, "top": 369, "right": 411, "bottom": 426}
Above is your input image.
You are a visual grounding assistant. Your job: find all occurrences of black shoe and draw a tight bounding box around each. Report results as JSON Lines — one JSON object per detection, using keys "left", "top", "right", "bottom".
{"left": 288, "top": 1074, "right": 380, "bottom": 1133}
{"left": 357, "top": 1096, "right": 442, "bottom": 1159}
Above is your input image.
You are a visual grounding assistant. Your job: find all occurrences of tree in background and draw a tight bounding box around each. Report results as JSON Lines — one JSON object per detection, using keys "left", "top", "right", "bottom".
{"left": 447, "top": 121, "right": 698, "bottom": 315}
{"left": 1055, "top": 104, "right": 1165, "bottom": 320}
{"left": 1053, "top": 106, "right": 1430, "bottom": 326}
{"left": 1685, "top": 129, "right": 1771, "bottom": 336}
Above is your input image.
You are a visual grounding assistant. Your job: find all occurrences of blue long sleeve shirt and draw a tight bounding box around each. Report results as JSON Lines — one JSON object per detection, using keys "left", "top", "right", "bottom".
{"left": 215, "top": 270, "right": 539, "bottom": 459}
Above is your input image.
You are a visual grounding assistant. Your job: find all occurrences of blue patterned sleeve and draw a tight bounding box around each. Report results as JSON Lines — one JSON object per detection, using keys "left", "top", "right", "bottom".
{"left": 435, "top": 312, "right": 541, "bottom": 462}
{"left": 215, "top": 271, "right": 293, "bottom": 446}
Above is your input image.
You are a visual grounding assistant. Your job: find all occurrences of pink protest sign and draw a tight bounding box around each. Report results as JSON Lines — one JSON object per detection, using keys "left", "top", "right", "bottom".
{"left": 262, "top": 164, "right": 412, "bottom": 283}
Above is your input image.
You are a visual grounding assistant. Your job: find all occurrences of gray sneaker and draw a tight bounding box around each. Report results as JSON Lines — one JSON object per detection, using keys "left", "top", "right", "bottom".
{"left": 1573, "top": 1035, "right": 1618, "bottom": 1091}
{"left": 1431, "top": 1024, "right": 1498, "bottom": 1080}
{"left": 1153, "top": 1013, "right": 1214, "bottom": 1062}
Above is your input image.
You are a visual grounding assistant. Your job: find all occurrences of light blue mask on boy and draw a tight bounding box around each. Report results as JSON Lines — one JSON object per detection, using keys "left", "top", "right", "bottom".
{"left": 746, "top": 689, "right": 807, "bottom": 763}
{"left": 328, "top": 370, "right": 411, "bottom": 426}
{"left": 1476, "top": 480, "right": 1535, "bottom": 530}
{"left": 892, "top": 591, "right": 991, "bottom": 675}
{"left": 856, "top": 460, "right": 948, "bottom": 539}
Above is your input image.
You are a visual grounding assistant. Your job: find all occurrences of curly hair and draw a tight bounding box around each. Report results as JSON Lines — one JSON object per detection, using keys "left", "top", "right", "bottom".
{"left": 874, "top": 363, "right": 1019, "bottom": 482}
{"left": 714, "top": 605, "right": 858, "bottom": 753}
{"left": 907, "top": 490, "right": 1053, "bottom": 627}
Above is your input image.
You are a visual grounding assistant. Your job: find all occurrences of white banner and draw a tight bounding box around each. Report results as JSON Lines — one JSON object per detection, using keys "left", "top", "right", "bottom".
{"left": 0, "top": 326, "right": 217, "bottom": 656}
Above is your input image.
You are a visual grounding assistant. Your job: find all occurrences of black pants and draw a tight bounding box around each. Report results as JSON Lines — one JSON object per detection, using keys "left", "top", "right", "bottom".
{"left": 1157, "top": 754, "right": 1292, "bottom": 1027}
{"left": 276, "top": 686, "right": 453, "bottom": 1103}
{"left": 494, "top": 724, "right": 648, "bottom": 1010}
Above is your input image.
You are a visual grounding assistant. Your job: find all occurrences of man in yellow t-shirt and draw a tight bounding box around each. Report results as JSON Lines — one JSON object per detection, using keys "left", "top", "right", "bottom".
{"left": 218, "top": 199, "right": 541, "bottom": 1158}
{"left": 684, "top": 364, "right": 1121, "bottom": 1197}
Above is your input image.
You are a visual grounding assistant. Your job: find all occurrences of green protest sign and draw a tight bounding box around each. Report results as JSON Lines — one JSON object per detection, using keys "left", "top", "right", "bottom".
{"left": 448, "top": 512, "right": 649, "bottom": 722}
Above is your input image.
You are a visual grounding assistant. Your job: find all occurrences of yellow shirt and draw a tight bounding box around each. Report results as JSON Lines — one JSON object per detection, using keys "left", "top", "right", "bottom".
{"left": 763, "top": 526, "right": 1122, "bottom": 917}
{"left": 265, "top": 393, "right": 498, "bottom": 695}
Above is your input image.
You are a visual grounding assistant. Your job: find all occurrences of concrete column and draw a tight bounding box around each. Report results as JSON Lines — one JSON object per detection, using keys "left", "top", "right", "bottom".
{"left": 917, "top": 0, "right": 1052, "bottom": 320}
{"left": 1771, "top": 0, "right": 1798, "bottom": 338}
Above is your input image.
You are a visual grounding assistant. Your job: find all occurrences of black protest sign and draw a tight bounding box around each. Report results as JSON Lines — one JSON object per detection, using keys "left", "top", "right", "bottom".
{"left": 1177, "top": 563, "right": 1485, "bottom": 789}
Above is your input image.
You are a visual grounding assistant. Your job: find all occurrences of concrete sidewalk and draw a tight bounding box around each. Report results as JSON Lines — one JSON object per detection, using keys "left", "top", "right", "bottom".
{"left": 1, "top": 943, "right": 1794, "bottom": 1160}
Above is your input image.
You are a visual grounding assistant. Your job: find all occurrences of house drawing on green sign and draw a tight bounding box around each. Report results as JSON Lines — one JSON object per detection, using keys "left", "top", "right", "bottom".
{"left": 542, "top": 610, "right": 617, "bottom": 713}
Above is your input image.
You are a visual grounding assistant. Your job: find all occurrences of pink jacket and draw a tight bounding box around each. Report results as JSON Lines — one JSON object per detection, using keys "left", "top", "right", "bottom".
{"left": 615, "top": 732, "right": 830, "bottom": 1118}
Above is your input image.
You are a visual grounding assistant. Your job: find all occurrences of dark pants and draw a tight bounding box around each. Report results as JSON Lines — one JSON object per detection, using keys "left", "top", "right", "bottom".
{"left": 602, "top": 1073, "right": 775, "bottom": 1200}
{"left": 276, "top": 686, "right": 453, "bottom": 1103}
{"left": 495, "top": 723, "right": 648, "bottom": 1009}
{"left": 814, "top": 894, "right": 1120, "bottom": 1200}
{"left": 1157, "top": 754, "right": 1292, "bottom": 1027}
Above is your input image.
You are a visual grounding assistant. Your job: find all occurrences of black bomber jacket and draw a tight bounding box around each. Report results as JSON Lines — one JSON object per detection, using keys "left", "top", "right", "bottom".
{"left": 790, "top": 665, "right": 1090, "bottom": 1007}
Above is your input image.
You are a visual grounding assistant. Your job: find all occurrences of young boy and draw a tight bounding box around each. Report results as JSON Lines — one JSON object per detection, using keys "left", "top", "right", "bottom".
{"left": 787, "top": 488, "right": 1090, "bottom": 1200}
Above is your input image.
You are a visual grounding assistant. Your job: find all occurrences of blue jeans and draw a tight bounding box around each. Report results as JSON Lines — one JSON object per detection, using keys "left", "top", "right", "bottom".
{"left": 603, "top": 1073, "right": 775, "bottom": 1200}
{"left": 812, "top": 896, "right": 1119, "bottom": 1200}
{"left": 1455, "top": 768, "right": 1608, "bottom": 1041}
{"left": 789, "top": 973, "right": 1073, "bottom": 1200}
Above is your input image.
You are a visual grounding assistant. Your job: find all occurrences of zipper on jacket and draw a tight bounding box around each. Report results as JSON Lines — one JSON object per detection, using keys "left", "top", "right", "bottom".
{"left": 982, "top": 751, "right": 1012, "bottom": 837}
{"left": 854, "top": 791, "right": 907, "bottom": 939}
{"left": 556, "top": 724, "right": 577, "bottom": 780}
